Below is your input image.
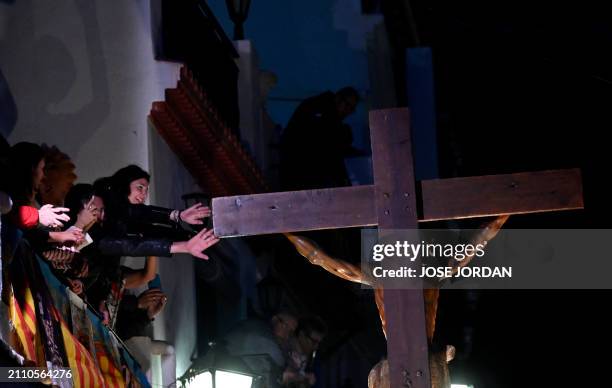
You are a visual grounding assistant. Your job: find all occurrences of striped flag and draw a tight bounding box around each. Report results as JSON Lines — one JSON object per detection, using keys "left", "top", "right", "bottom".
{"left": 7, "top": 238, "right": 151, "bottom": 388}
{"left": 95, "top": 341, "right": 125, "bottom": 388}
{"left": 8, "top": 278, "right": 39, "bottom": 362}
{"left": 58, "top": 310, "right": 105, "bottom": 388}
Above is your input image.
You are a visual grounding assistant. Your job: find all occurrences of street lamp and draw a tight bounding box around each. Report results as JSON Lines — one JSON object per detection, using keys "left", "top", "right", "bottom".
{"left": 225, "top": 0, "right": 252, "bottom": 40}
{"left": 179, "top": 342, "right": 260, "bottom": 388}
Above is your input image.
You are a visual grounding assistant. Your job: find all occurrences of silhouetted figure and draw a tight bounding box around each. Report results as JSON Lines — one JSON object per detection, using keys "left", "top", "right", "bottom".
{"left": 280, "top": 87, "right": 360, "bottom": 191}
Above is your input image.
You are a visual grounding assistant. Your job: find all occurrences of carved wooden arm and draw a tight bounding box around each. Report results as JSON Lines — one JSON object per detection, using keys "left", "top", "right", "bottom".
{"left": 283, "top": 233, "right": 374, "bottom": 286}
{"left": 441, "top": 215, "right": 510, "bottom": 280}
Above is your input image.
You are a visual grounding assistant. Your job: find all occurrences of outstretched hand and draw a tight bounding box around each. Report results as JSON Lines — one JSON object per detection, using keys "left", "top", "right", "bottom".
{"left": 170, "top": 228, "right": 219, "bottom": 259}
{"left": 186, "top": 228, "right": 219, "bottom": 260}
{"left": 180, "top": 203, "right": 211, "bottom": 225}
{"left": 38, "top": 204, "right": 70, "bottom": 228}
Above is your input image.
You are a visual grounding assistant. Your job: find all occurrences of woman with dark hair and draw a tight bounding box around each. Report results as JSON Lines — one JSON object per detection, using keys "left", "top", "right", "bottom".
{"left": 99, "top": 164, "right": 210, "bottom": 239}
{"left": 89, "top": 169, "right": 217, "bottom": 262}
{"left": 4, "top": 142, "right": 45, "bottom": 206}
{"left": 61, "top": 172, "right": 218, "bottom": 326}
{"left": 86, "top": 165, "right": 217, "bottom": 327}
{"left": 2, "top": 142, "right": 81, "bottom": 245}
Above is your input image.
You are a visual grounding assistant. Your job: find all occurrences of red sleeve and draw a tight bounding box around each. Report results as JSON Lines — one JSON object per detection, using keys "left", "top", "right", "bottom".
{"left": 9, "top": 206, "right": 39, "bottom": 229}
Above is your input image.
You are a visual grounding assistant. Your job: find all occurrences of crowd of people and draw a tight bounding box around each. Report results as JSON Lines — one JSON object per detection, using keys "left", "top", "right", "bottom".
{"left": 1, "top": 141, "right": 219, "bottom": 320}
{"left": 0, "top": 140, "right": 220, "bottom": 383}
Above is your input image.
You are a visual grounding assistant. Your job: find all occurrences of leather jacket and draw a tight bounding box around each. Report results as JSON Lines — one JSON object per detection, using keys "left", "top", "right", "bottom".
{"left": 97, "top": 236, "right": 172, "bottom": 257}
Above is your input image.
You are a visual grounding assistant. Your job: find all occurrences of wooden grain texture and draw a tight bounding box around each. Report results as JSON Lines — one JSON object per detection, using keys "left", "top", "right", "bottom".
{"left": 213, "top": 169, "right": 583, "bottom": 237}
{"left": 212, "top": 185, "right": 377, "bottom": 237}
{"left": 420, "top": 168, "right": 583, "bottom": 221}
{"left": 370, "top": 108, "right": 431, "bottom": 388}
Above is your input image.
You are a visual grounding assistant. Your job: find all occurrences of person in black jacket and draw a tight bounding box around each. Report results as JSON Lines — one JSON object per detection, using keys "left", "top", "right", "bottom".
{"left": 44, "top": 183, "right": 218, "bottom": 324}
{"left": 96, "top": 165, "right": 210, "bottom": 240}
{"left": 279, "top": 87, "right": 360, "bottom": 191}
{"left": 85, "top": 166, "right": 217, "bottom": 324}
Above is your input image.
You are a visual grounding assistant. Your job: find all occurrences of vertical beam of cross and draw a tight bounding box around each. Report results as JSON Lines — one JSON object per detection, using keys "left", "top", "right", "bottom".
{"left": 370, "top": 108, "right": 431, "bottom": 388}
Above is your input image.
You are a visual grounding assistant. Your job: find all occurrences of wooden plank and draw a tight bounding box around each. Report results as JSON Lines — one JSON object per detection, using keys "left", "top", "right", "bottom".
{"left": 212, "top": 169, "right": 583, "bottom": 237}
{"left": 212, "top": 185, "right": 377, "bottom": 237}
{"left": 370, "top": 108, "right": 431, "bottom": 388}
{"left": 420, "top": 168, "right": 584, "bottom": 221}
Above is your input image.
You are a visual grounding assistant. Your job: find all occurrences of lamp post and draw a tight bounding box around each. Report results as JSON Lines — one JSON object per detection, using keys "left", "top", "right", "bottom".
{"left": 225, "top": 0, "right": 252, "bottom": 40}
{"left": 179, "top": 342, "right": 260, "bottom": 388}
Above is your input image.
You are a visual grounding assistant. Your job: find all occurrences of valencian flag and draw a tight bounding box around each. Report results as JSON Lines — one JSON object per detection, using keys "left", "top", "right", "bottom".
{"left": 37, "top": 254, "right": 105, "bottom": 388}
{"left": 3, "top": 229, "right": 40, "bottom": 363}
{"left": 119, "top": 345, "right": 149, "bottom": 388}
{"left": 5, "top": 240, "right": 46, "bottom": 366}
{"left": 8, "top": 240, "right": 74, "bottom": 387}
{"left": 40, "top": 245, "right": 149, "bottom": 388}
{"left": 8, "top": 273, "right": 39, "bottom": 362}
{"left": 92, "top": 314, "right": 127, "bottom": 388}
{"left": 5, "top": 235, "right": 150, "bottom": 388}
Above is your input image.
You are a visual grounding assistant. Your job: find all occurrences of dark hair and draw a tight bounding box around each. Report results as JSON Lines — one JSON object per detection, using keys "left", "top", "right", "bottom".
{"left": 92, "top": 176, "right": 112, "bottom": 203}
{"left": 5, "top": 142, "right": 45, "bottom": 205}
{"left": 109, "top": 165, "right": 150, "bottom": 202}
{"left": 296, "top": 315, "right": 328, "bottom": 338}
{"left": 98, "top": 165, "right": 150, "bottom": 234}
{"left": 336, "top": 86, "right": 360, "bottom": 102}
{"left": 64, "top": 183, "right": 95, "bottom": 226}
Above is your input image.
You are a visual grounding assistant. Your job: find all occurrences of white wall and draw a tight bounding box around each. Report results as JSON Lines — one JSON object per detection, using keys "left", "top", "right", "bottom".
{"left": 0, "top": 0, "right": 179, "bottom": 183}
{"left": 148, "top": 122, "right": 202, "bottom": 377}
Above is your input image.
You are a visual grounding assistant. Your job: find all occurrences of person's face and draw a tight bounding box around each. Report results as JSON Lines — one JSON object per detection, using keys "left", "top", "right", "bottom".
{"left": 91, "top": 195, "right": 105, "bottom": 223}
{"left": 336, "top": 95, "right": 358, "bottom": 120}
{"left": 298, "top": 330, "right": 323, "bottom": 355}
{"left": 128, "top": 178, "right": 149, "bottom": 204}
{"left": 33, "top": 159, "right": 45, "bottom": 191}
{"left": 274, "top": 315, "right": 297, "bottom": 341}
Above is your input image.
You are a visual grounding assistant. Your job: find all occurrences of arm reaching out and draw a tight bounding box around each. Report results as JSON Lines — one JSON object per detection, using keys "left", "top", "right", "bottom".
{"left": 176, "top": 203, "right": 211, "bottom": 225}
{"left": 170, "top": 228, "right": 219, "bottom": 260}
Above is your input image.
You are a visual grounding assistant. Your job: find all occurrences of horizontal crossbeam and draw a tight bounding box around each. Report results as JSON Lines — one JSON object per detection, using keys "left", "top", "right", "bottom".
{"left": 212, "top": 168, "right": 583, "bottom": 237}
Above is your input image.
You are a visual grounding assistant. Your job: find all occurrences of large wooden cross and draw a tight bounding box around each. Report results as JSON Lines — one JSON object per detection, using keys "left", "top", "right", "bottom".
{"left": 211, "top": 108, "right": 583, "bottom": 388}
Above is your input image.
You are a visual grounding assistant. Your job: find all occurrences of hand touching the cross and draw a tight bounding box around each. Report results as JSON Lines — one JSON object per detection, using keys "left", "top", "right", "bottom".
{"left": 178, "top": 203, "right": 211, "bottom": 225}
